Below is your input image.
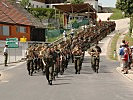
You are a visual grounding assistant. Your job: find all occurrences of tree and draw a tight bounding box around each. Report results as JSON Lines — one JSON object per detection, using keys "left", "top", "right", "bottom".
{"left": 20, "top": 0, "right": 31, "bottom": 9}
{"left": 70, "top": 0, "right": 84, "bottom": 4}
{"left": 116, "top": 0, "right": 133, "bottom": 33}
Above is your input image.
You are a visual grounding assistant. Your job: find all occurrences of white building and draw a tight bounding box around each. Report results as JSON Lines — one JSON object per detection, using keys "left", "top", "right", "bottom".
{"left": 29, "top": 0, "right": 46, "bottom": 8}
{"left": 16, "top": 0, "right": 46, "bottom": 8}
{"left": 85, "top": 0, "right": 98, "bottom": 12}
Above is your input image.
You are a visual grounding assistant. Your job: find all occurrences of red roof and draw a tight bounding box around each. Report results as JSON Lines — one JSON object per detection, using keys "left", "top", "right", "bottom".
{"left": 0, "top": 0, "right": 32, "bottom": 26}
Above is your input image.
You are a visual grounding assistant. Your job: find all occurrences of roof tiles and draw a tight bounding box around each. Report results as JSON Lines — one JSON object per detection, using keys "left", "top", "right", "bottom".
{"left": 0, "top": 0, "right": 33, "bottom": 26}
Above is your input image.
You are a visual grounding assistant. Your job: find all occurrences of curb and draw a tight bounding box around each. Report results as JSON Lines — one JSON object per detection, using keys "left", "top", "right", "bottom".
{"left": 116, "top": 67, "right": 133, "bottom": 82}
{"left": 0, "top": 58, "right": 26, "bottom": 66}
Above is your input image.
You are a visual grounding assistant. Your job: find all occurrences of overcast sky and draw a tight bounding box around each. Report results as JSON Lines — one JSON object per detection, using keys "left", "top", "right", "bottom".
{"left": 99, "top": 0, "right": 116, "bottom": 7}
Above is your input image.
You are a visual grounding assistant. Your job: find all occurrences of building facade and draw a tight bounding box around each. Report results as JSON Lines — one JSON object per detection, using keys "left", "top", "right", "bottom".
{"left": 85, "top": 0, "right": 98, "bottom": 12}
{"left": 0, "top": 0, "right": 45, "bottom": 41}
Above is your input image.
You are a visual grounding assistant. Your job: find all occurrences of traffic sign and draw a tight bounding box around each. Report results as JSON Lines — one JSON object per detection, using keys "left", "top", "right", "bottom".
{"left": 20, "top": 37, "right": 27, "bottom": 42}
{"left": 6, "top": 38, "right": 19, "bottom": 48}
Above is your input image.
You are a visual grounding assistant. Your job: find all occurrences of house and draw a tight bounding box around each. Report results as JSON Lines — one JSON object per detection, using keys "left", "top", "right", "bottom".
{"left": 29, "top": 0, "right": 46, "bottom": 8}
{"left": 0, "top": 0, "right": 45, "bottom": 41}
{"left": 16, "top": 0, "right": 67, "bottom": 8}
{"left": 85, "top": 0, "right": 98, "bottom": 12}
{"left": 54, "top": 3, "right": 97, "bottom": 28}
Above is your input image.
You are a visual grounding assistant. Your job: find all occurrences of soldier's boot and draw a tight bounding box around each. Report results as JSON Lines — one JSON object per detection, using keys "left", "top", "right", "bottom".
{"left": 78, "top": 70, "right": 80, "bottom": 74}
{"left": 49, "top": 80, "right": 52, "bottom": 85}
{"left": 28, "top": 71, "right": 30, "bottom": 75}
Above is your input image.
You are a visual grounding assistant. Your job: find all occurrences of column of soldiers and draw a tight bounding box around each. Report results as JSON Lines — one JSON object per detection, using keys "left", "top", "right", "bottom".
{"left": 25, "top": 35, "right": 89, "bottom": 85}
{"left": 25, "top": 21, "right": 116, "bottom": 85}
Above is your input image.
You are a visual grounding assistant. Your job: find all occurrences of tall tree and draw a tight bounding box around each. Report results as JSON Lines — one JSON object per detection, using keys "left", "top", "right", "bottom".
{"left": 116, "top": 0, "right": 133, "bottom": 33}
{"left": 70, "top": 0, "right": 84, "bottom": 4}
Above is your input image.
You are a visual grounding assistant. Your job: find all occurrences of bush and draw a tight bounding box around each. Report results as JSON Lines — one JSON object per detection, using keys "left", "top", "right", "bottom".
{"left": 110, "top": 8, "right": 124, "bottom": 20}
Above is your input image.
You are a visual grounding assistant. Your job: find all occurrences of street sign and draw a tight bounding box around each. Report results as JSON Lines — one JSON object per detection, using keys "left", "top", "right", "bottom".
{"left": 20, "top": 37, "right": 27, "bottom": 42}
{"left": 6, "top": 38, "right": 19, "bottom": 48}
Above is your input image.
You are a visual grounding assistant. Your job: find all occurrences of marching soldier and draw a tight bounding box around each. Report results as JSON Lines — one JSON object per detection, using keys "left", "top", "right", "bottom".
{"left": 54, "top": 45, "right": 61, "bottom": 77}
{"left": 51, "top": 47, "right": 57, "bottom": 80}
{"left": 88, "top": 42, "right": 102, "bottom": 73}
{"left": 44, "top": 46, "right": 54, "bottom": 85}
{"left": 72, "top": 45, "right": 83, "bottom": 74}
{"left": 38, "top": 46, "right": 46, "bottom": 73}
{"left": 25, "top": 46, "right": 34, "bottom": 76}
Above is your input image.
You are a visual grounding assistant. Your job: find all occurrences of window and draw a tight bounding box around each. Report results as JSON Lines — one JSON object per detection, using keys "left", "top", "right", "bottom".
{"left": 0, "top": 26, "right": 2, "bottom": 35}
{"left": 16, "top": 26, "right": 27, "bottom": 33}
{"left": 46, "top": 5, "right": 49, "bottom": 8}
{"left": 0, "top": 25, "right": 10, "bottom": 36}
{"left": 3, "top": 26, "right": 9, "bottom": 36}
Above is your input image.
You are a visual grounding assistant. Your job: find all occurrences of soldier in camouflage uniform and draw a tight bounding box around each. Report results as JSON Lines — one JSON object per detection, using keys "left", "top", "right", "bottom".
{"left": 54, "top": 45, "right": 60, "bottom": 77}
{"left": 72, "top": 45, "right": 83, "bottom": 74}
{"left": 44, "top": 46, "right": 54, "bottom": 85}
{"left": 25, "top": 46, "right": 34, "bottom": 76}
{"left": 88, "top": 43, "right": 102, "bottom": 73}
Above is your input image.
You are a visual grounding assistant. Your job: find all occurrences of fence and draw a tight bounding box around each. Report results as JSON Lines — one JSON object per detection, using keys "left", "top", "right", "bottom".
{"left": 0, "top": 41, "right": 47, "bottom": 65}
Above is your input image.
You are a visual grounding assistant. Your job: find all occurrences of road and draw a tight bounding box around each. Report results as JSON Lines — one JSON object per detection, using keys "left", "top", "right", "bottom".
{"left": 0, "top": 18, "right": 133, "bottom": 100}
{"left": 1, "top": 48, "right": 133, "bottom": 100}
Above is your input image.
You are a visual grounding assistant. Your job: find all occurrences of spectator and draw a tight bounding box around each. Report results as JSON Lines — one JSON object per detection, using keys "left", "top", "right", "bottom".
{"left": 122, "top": 48, "right": 129, "bottom": 74}
{"left": 63, "top": 30, "right": 67, "bottom": 41}
{"left": 119, "top": 44, "right": 125, "bottom": 68}
{"left": 3, "top": 44, "right": 8, "bottom": 66}
{"left": 130, "top": 46, "right": 133, "bottom": 68}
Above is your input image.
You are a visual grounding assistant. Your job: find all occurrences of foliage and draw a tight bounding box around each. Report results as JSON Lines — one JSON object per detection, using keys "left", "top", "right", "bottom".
{"left": 116, "top": 0, "right": 133, "bottom": 16}
{"left": 71, "top": 0, "right": 84, "bottom": 4}
{"left": 116, "top": 0, "right": 133, "bottom": 34}
{"left": 28, "top": 8, "right": 58, "bottom": 22}
{"left": 29, "top": 8, "right": 55, "bottom": 18}
{"left": 109, "top": 33, "right": 120, "bottom": 60}
{"left": 110, "top": 8, "right": 124, "bottom": 20}
{"left": 20, "top": 0, "right": 31, "bottom": 9}
{"left": 124, "top": 33, "right": 133, "bottom": 46}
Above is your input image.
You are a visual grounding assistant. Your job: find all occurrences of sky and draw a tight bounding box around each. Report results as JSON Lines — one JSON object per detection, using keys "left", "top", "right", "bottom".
{"left": 99, "top": 0, "right": 116, "bottom": 7}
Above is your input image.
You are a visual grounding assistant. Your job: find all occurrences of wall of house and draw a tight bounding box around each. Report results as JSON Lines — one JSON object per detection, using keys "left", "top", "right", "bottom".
{"left": 85, "top": 0, "right": 98, "bottom": 12}
{"left": 0, "top": 24, "right": 30, "bottom": 41}
{"left": 29, "top": 0, "right": 46, "bottom": 8}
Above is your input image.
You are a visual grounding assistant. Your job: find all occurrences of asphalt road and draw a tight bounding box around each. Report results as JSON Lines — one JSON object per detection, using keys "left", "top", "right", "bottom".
{"left": 0, "top": 48, "right": 133, "bottom": 100}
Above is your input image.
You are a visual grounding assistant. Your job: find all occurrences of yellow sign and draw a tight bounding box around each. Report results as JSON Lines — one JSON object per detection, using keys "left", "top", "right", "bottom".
{"left": 20, "top": 37, "right": 27, "bottom": 42}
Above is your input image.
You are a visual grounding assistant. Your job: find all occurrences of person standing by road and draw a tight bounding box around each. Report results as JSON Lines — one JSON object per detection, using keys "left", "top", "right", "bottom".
{"left": 3, "top": 45, "right": 8, "bottom": 66}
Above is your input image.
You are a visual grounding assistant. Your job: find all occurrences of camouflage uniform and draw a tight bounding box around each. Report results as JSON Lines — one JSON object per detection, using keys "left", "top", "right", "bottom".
{"left": 88, "top": 45, "right": 101, "bottom": 73}
{"left": 44, "top": 48, "right": 54, "bottom": 85}
{"left": 26, "top": 47, "right": 34, "bottom": 76}
{"left": 72, "top": 45, "right": 82, "bottom": 74}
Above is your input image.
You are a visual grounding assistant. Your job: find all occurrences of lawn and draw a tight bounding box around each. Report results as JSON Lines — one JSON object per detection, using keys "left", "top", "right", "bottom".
{"left": 124, "top": 33, "right": 133, "bottom": 46}
{"left": 109, "top": 33, "right": 120, "bottom": 60}
{"left": 110, "top": 8, "right": 124, "bottom": 20}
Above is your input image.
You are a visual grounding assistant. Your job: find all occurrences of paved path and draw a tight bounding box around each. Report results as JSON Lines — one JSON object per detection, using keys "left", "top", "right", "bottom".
{"left": 97, "top": 13, "right": 112, "bottom": 21}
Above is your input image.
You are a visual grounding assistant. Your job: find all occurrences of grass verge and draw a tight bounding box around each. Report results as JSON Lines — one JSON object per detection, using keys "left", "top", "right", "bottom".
{"left": 110, "top": 8, "right": 124, "bottom": 20}
{"left": 109, "top": 33, "right": 120, "bottom": 60}
{"left": 124, "top": 33, "right": 133, "bottom": 46}
{"left": 47, "top": 34, "right": 63, "bottom": 42}
{"left": 47, "top": 30, "right": 71, "bottom": 42}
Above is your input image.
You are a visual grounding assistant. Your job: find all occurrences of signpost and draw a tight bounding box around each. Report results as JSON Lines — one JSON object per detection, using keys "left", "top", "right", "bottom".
{"left": 6, "top": 38, "right": 19, "bottom": 48}
{"left": 6, "top": 38, "right": 19, "bottom": 62}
